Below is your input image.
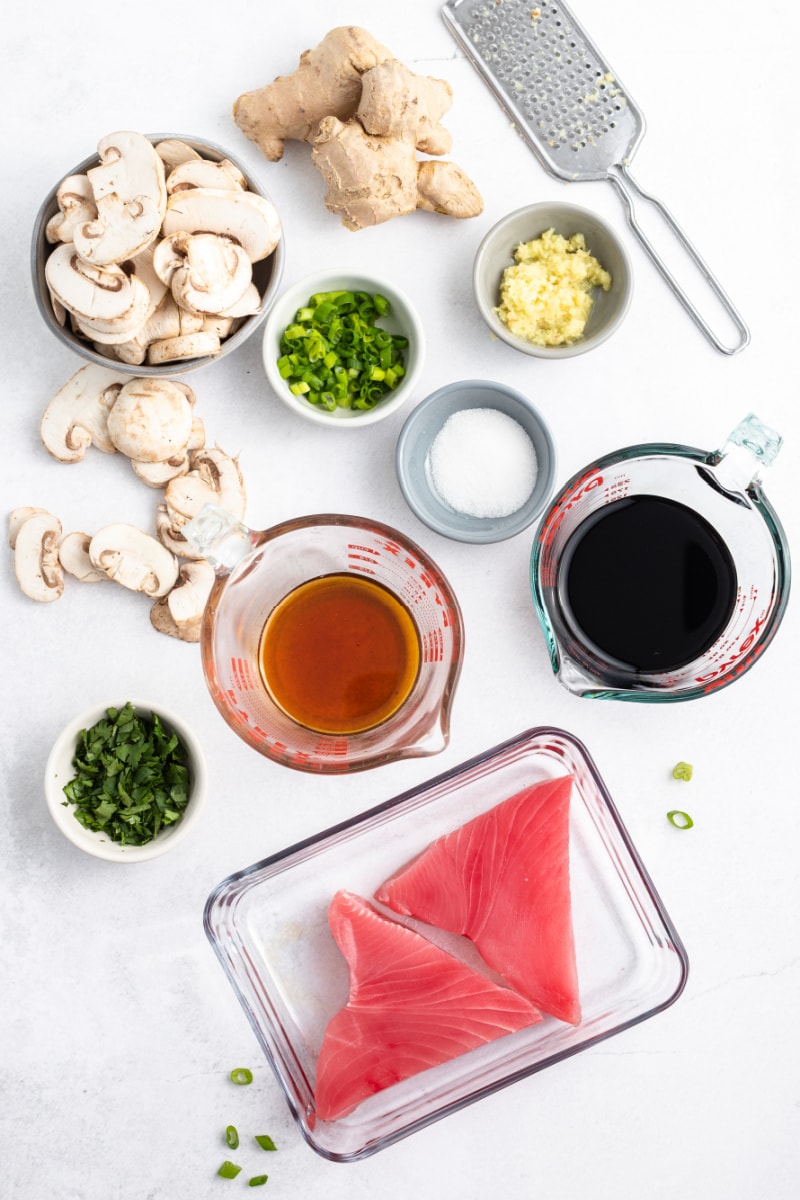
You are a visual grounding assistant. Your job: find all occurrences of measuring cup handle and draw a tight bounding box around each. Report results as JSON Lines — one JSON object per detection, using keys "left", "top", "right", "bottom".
{"left": 608, "top": 165, "right": 751, "bottom": 356}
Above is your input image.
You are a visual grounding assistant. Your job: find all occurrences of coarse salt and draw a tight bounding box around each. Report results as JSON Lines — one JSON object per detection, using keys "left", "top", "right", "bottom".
{"left": 428, "top": 407, "right": 538, "bottom": 519}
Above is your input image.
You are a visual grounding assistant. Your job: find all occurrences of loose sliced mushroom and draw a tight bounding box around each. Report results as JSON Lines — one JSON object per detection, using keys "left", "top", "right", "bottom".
{"left": 9, "top": 506, "right": 50, "bottom": 547}
{"left": 73, "top": 131, "right": 167, "bottom": 266}
{"left": 107, "top": 378, "right": 195, "bottom": 462}
{"left": 40, "top": 363, "right": 127, "bottom": 462}
{"left": 13, "top": 510, "right": 64, "bottom": 602}
{"left": 130, "top": 413, "right": 204, "bottom": 486}
{"left": 45, "top": 244, "right": 151, "bottom": 335}
{"left": 131, "top": 455, "right": 191, "bottom": 488}
{"left": 166, "top": 158, "right": 246, "bottom": 193}
{"left": 159, "top": 447, "right": 246, "bottom": 556}
{"left": 150, "top": 559, "right": 215, "bottom": 641}
{"left": 162, "top": 187, "right": 281, "bottom": 263}
{"left": 45, "top": 175, "right": 98, "bottom": 245}
{"left": 58, "top": 531, "right": 108, "bottom": 582}
{"left": 89, "top": 523, "right": 179, "bottom": 597}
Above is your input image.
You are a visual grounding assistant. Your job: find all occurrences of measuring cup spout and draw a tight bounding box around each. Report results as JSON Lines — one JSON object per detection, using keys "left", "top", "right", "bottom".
{"left": 182, "top": 503, "right": 259, "bottom": 574}
{"left": 710, "top": 413, "right": 783, "bottom": 495}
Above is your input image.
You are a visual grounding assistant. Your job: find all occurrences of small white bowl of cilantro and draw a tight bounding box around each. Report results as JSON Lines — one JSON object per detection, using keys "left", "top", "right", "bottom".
{"left": 262, "top": 270, "right": 426, "bottom": 426}
{"left": 45, "top": 701, "right": 207, "bottom": 862}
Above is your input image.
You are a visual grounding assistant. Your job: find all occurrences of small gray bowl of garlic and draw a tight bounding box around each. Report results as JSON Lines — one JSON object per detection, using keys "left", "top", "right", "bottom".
{"left": 395, "top": 379, "right": 556, "bottom": 544}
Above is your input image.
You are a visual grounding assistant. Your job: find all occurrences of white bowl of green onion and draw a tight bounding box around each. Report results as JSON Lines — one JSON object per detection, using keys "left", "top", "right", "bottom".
{"left": 44, "top": 700, "right": 207, "bottom": 862}
{"left": 262, "top": 271, "right": 426, "bottom": 426}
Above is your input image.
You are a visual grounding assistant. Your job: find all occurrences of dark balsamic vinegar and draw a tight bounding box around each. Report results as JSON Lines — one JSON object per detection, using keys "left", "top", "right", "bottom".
{"left": 559, "top": 495, "right": 738, "bottom": 673}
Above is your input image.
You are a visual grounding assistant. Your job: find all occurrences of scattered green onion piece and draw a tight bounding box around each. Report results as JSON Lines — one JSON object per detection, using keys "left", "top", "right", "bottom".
{"left": 225, "top": 1125, "right": 239, "bottom": 1149}
{"left": 248, "top": 1176, "right": 268, "bottom": 1187}
{"left": 672, "top": 761, "right": 694, "bottom": 781}
{"left": 229, "top": 1067, "right": 253, "bottom": 1086}
{"left": 667, "top": 810, "right": 694, "bottom": 830}
{"left": 254, "top": 1135, "right": 277, "bottom": 1152}
{"left": 218, "top": 1161, "right": 242, "bottom": 1179}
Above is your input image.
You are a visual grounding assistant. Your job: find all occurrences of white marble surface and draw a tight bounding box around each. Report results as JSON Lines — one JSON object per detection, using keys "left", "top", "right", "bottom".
{"left": 2, "top": 2, "right": 798, "bottom": 1196}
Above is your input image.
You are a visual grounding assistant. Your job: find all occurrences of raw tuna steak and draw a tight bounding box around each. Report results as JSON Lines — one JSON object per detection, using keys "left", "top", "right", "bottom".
{"left": 314, "top": 890, "right": 542, "bottom": 1121}
{"left": 375, "top": 775, "right": 580, "bottom": 1025}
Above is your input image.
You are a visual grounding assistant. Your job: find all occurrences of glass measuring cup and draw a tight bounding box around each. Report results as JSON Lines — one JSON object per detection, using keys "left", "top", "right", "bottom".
{"left": 184, "top": 506, "right": 464, "bottom": 772}
{"left": 531, "top": 415, "right": 790, "bottom": 701}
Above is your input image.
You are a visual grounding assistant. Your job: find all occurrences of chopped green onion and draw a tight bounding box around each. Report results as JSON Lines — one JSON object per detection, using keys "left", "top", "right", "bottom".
{"left": 672, "top": 761, "right": 694, "bottom": 782}
{"left": 277, "top": 289, "right": 408, "bottom": 413}
{"left": 667, "top": 810, "right": 694, "bottom": 829}
{"left": 61, "top": 702, "right": 190, "bottom": 846}
{"left": 218, "top": 1161, "right": 242, "bottom": 1179}
{"left": 229, "top": 1067, "right": 253, "bottom": 1086}
{"left": 254, "top": 1135, "right": 277, "bottom": 1152}
{"left": 225, "top": 1125, "right": 239, "bottom": 1149}
{"left": 248, "top": 1176, "right": 269, "bottom": 1187}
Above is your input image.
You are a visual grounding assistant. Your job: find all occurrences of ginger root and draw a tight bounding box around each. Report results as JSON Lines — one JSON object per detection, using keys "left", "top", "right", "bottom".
{"left": 233, "top": 26, "right": 393, "bottom": 162}
{"left": 232, "top": 26, "right": 483, "bottom": 230}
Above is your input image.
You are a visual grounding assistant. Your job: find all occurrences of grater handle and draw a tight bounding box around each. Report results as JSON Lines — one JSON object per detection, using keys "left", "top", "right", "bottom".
{"left": 608, "top": 165, "right": 750, "bottom": 355}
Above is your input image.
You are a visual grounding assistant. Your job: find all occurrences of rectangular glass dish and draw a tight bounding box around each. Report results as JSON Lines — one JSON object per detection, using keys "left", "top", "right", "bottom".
{"left": 204, "top": 727, "right": 688, "bottom": 1160}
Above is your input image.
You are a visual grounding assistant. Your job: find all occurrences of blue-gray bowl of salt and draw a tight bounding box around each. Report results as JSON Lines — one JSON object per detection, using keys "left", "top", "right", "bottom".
{"left": 395, "top": 379, "right": 557, "bottom": 544}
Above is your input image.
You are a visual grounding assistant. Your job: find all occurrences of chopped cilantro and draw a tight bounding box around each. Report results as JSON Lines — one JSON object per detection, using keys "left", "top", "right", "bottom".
{"left": 62, "top": 703, "right": 190, "bottom": 845}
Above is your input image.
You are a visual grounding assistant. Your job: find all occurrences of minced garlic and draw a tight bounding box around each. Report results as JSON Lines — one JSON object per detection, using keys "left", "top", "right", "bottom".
{"left": 496, "top": 228, "right": 612, "bottom": 346}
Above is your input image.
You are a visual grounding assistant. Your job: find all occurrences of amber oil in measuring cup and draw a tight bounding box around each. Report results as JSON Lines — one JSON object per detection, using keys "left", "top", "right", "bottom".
{"left": 258, "top": 573, "right": 421, "bottom": 735}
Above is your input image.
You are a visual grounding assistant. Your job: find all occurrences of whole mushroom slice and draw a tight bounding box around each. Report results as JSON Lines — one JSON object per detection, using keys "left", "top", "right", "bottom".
{"left": 9, "top": 506, "right": 50, "bottom": 547}
{"left": 45, "top": 243, "right": 151, "bottom": 332}
{"left": 147, "top": 331, "right": 221, "bottom": 365}
{"left": 172, "top": 234, "right": 253, "bottom": 315}
{"left": 155, "top": 139, "right": 203, "bottom": 171}
{"left": 40, "top": 363, "right": 128, "bottom": 462}
{"left": 162, "top": 187, "right": 281, "bottom": 263}
{"left": 107, "top": 377, "right": 195, "bottom": 463}
{"left": 45, "top": 175, "right": 98, "bottom": 245}
{"left": 89, "top": 524, "right": 179, "bottom": 597}
{"left": 12, "top": 510, "right": 64, "bottom": 602}
{"left": 73, "top": 131, "right": 167, "bottom": 266}
{"left": 166, "top": 158, "right": 247, "bottom": 193}
{"left": 58, "top": 531, "right": 108, "bottom": 582}
{"left": 150, "top": 559, "right": 215, "bottom": 641}
{"left": 214, "top": 282, "right": 262, "bottom": 319}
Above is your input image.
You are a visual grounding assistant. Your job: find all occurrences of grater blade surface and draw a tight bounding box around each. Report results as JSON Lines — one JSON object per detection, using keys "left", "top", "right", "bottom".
{"left": 442, "top": 0, "right": 645, "bottom": 182}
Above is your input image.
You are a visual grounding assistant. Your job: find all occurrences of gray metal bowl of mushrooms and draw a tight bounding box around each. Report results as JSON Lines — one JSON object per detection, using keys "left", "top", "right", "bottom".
{"left": 31, "top": 131, "right": 285, "bottom": 375}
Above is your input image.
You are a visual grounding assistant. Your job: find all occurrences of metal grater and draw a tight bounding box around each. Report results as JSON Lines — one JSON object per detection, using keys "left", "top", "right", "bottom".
{"left": 442, "top": 0, "right": 750, "bottom": 354}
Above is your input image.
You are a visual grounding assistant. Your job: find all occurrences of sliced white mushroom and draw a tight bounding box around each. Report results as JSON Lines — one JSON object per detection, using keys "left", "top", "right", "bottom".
{"left": 45, "top": 243, "right": 151, "bottom": 335}
{"left": 107, "top": 378, "right": 195, "bottom": 462}
{"left": 45, "top": 175, "right": 98, "bottom": 245}
{"left": 175, "top": 235, "right": 253, "bottom": 315}
{"left": 9, "top": 507, "right": 50, "bottom": 548}
{"left": 200, "top": 314, "right": 239, "bottom": 339}
{"left": 89, "top": 523, "right": 179, "bottom": 597}
{"left": 162, "top": 187, "right": 281, "bottom": 263}
{"left": 155, "top": 139, "right": 203, "bottom": 171}
{"left": 166, "top": 158, "right": 246, "bottom": 193}
{"left": 58, "top": 531, "right": 108, "bottom": 582}
{"left": 73, "top": 131, "right": 167, "bottom": 266}
{"left": 13, "top": 510, "right": 64, "bottom": 602}
{"left": 131, "top": 455, "right": 191, "bottom": 488}
{"left": 40, "top": 363, "right": 127, "bottom": 462}
{"left": 214, "top": 282, "right": 262, "bottom": 319}
{"left": 150, "top": 559, "right": 215, "bottom": 641}
{"left": 159, "top": 447, "right": 246, "bottom": 557}
{"left": 146, "top": 331, "right": 221, "bottom": 365}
